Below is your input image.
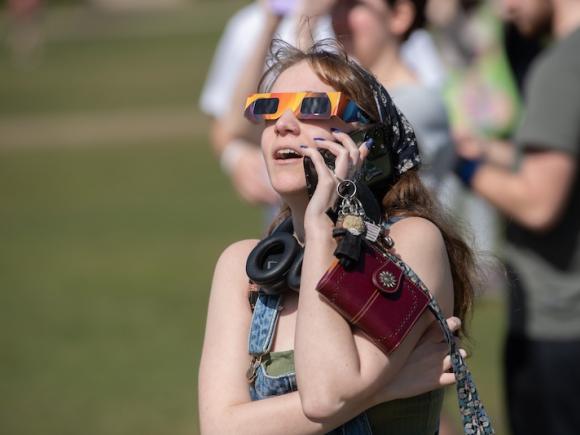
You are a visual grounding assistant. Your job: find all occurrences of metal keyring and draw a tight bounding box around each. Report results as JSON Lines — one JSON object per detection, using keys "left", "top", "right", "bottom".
{"left": 337, "top": 179, "right": 357, "bottom": 199}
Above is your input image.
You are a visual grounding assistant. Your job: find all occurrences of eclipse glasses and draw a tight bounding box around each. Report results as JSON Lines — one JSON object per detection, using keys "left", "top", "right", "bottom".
{"left": 244, "top": 92, "right": 370, "bottom": 124}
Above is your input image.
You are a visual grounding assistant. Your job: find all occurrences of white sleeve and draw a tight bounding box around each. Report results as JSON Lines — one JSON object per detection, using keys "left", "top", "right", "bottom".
{"left": 199, "top": 6, "right": 262, "bottom": 119}
{"left": 401, "top": 30, "right": 447, "bottom": 89}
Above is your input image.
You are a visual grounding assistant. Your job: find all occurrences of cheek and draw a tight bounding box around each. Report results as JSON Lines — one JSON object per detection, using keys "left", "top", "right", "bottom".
{"left": 348, "top": 8, "right": 385, "bottom": 48}
{"left": 261, "top": 124, "right": 275, "bottom": 153}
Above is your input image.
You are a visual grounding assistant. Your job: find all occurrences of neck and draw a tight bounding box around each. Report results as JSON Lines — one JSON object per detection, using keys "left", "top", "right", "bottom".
{"left": 284, "top": 193, "right": 308, "bottom": 244}
{"left": 369, "top": 44, "right": 417, "bottom": 89}
{"left": 553, "top": 2, "right": 580, "bottom": 39}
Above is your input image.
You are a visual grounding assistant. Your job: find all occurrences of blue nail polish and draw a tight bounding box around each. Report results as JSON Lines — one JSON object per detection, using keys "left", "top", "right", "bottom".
{"left": 299, "top": 145, "right": 308, "bottom": 148}
{"left": 365, "top": 138, "right": 374, "bottom": 149}
{"left": 313, "top": 137, "right": 325, "bottom": 141}
{"left": 330, "top": 128, "right": 341, "bottom": 133}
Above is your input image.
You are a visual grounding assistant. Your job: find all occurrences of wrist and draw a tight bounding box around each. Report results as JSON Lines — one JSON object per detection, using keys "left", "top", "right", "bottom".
{"left": 454, "top": 156, "right": 483, "bottom": 188}
{"left": 304, "top": 217, "right": 334, "bottom": 241}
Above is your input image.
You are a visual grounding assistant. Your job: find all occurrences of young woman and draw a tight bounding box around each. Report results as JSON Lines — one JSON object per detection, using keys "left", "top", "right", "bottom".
{"left": 198, "top": 43, "right": 477, "bottom": 434}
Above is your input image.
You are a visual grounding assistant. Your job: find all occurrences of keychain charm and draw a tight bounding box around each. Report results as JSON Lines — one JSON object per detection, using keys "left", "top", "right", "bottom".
{"left": 333, "top": 179, "right": 369, "bottom": 269}
{"left": 336, "top": 180, "right": 367, "bottom": 236}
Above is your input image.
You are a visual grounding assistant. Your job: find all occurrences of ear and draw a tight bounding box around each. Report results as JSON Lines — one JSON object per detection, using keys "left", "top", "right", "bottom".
{"left": 390, "top": 0, "right": 416, "bottom": 38}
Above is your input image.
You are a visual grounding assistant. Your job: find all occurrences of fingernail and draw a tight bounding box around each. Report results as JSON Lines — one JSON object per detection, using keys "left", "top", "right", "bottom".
{"left": 313, "top": 137, "right": 325, "bottom": 141}
{"left": 299, "top": 145, "right": 308, "bottom": 148}
{"left": 330, "top": 128, "right": 341, "bottom": 133}
{"left": 364, "top": 138, "right": 374, "bottom": 149}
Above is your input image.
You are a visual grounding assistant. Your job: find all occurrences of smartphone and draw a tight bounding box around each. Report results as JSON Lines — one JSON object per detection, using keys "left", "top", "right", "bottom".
{"left": 302, "top": 127, "right": 393, "bottom": 223}
{"left": 303, "top": 126, "right": 392, "bottom": 196}
{"left": 268, "top": 0, "right": 298, "bottom": 15}
{"left": 303, "top": 148, "right": 336, "bottom": 199}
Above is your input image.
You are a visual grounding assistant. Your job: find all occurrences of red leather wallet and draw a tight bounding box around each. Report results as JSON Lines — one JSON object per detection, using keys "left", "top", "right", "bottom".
{"left": 316, "top": 242, "right": 430, "bottom": 355}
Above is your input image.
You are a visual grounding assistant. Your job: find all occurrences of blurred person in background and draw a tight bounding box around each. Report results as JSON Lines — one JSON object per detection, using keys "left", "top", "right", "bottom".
{"left": 429, "top": 0, "right": 521, "bottom": 267}
{"left": 455, "top": 0, "right": 580, "bottom": 433}
{"left": 199, "top": 42, "right": 482, "bottom": 434}
{"left": 331, "top": 0, "right": 456, "bottom": 206}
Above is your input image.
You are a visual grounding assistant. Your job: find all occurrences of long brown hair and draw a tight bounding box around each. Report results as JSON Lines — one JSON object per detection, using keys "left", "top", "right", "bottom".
{"left": 262, "top": 41, "right": 477, "bottom": 332}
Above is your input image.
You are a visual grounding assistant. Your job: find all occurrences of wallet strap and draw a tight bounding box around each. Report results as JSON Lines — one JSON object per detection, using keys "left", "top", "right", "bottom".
{"left": 428, "top": 299, "right": 494, "bottom": 434}
{"left": 386, "top": 250, "right": 495, "bottom": 434}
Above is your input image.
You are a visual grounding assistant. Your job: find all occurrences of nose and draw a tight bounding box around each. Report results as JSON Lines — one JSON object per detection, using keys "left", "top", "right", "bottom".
{"left": 274, "top": 109, "right": 300, "bottom": 136}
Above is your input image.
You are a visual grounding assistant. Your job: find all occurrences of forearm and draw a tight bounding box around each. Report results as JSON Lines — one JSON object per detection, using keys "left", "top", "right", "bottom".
{"left": 484, "top": 139, "right": 516, "bottom": 168}
{"left": 294, "top": 230, "right": 380, "bottom": 419}
{"left": 294, "top": 14, "right": 317, "bottom": 50}
{"left": 202, "top": 391, "right": 372, "bottom": 435}
{"left": 225, "top": 15, "right": 281, "bottom": 139}
{"left": 471, "top": 164, "right": 551, "bottom": 229}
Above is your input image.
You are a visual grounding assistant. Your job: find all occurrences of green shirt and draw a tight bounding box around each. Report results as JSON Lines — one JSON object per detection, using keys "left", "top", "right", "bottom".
{"left": 264, "top": 350, "right": 443, "bottom": 434}
{"left": 506, "top": 27, "right": 580, "bottom": 339}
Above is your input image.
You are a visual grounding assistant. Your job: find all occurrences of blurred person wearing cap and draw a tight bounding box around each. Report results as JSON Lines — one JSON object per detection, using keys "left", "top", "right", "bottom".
{"left": 455, "top": 1, "right": 580, "bottom": 434}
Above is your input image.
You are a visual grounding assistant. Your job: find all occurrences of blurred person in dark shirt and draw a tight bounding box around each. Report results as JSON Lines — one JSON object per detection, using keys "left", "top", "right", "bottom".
{"left": 455, "top": 1, "right": 580, "bottom": 434}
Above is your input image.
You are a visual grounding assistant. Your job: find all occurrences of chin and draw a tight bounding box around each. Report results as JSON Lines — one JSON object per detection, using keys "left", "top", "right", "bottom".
{"left": 270, "top": 173, "right": 308, "bottom": 197}
{"left": 353, "top": 41, "right": 375, "bottom": 67}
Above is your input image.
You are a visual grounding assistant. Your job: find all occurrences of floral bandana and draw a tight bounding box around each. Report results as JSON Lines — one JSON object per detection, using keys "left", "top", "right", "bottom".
{"left": 361, "top": 68, "right": 422, "bottom": 176}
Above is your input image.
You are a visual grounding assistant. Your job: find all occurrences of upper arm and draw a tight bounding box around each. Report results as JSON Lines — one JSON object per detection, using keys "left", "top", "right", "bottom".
{"left": 352, "top": 217, "right": 453, "bottom": 389}
{"left": 209, "top": 119, "right": 232, "bottom": 155}
{"left": 518, "top": 150, "right": 577, "bottom": 230}
{"left": 198, "top": 240, "right": 258, "bottom": 426}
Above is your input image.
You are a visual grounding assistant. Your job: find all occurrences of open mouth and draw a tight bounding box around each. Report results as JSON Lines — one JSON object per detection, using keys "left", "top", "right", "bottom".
{"left": 274, "top": 148, "right": 302, "bottom": 161}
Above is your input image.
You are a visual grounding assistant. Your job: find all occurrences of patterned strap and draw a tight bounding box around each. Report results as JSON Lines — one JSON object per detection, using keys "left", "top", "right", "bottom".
{"left": 427, "top": 298, "right": 495, "bottom": 434}
{"left": 385, "top": 247, "right": 495, "bottom": 434}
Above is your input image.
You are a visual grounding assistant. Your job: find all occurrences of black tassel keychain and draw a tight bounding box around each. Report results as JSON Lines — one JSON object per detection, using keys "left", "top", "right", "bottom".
{"left": 332, "top": 180, "right": 367, "bottom": 269}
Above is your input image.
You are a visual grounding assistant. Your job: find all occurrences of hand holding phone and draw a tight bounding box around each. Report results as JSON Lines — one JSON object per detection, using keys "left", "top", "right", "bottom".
{"left": 302, "top": 127, "right": 390, "bottom": 223}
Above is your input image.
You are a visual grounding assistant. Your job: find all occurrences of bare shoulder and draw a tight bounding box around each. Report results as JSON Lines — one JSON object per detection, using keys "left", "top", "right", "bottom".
{"left": 388, "top": 216, "right": 446, "bottom": 256}
{"left": 212, "top": 239, "right": 260, "bottom": 296}
{"left": 388, "top": 217, "right": 452, "bottom": 303}
{"left": 216, "top": 239, "right": 259, "bottom": 268}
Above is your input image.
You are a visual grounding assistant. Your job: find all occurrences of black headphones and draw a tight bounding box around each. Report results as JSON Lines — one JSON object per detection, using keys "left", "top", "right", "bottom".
{"left": 246, "top": 217, "right": 304, "bottom": 295}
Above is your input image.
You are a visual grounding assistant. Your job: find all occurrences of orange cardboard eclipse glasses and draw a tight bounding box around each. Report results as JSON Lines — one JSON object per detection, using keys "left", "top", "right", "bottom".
{"left": 244, "top": 92, "right": 370, "bottom": 124}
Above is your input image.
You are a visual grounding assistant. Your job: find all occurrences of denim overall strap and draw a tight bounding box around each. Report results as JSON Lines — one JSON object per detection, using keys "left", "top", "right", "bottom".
{"left": 248, "top": 292, "right": 283, "bottom": 356}
{"left": 247, "top": 292, "right": 372, "bottom": 435}
{"left": 383, "top": 215, "right": 406, "bottom": 227}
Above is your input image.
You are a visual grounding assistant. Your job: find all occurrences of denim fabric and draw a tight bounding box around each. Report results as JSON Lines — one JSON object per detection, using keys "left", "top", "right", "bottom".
{"left": 248, "top": 292, "right": 373, "bottom": 434}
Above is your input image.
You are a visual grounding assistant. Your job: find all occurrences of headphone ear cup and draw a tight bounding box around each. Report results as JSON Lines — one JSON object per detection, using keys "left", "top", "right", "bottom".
{"left": 246, "top": 233, "right": 300, "bottom": 295}
{"left": 286, "top": 248, "right": 304, "bottom": 292}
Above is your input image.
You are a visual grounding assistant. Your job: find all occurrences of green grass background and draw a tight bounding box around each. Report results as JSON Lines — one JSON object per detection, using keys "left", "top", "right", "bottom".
{"left": 0, "top": 2, "right": 508, "bottom": 434}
